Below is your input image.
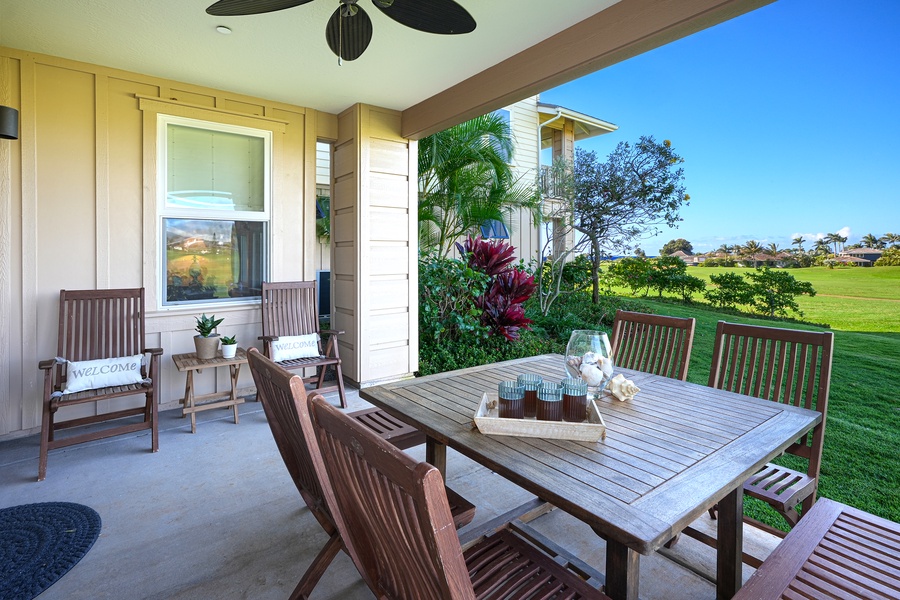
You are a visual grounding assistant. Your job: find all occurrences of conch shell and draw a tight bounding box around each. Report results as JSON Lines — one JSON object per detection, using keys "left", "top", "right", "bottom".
{"left": 576, "top": 353, "right": 615, "bottom": 387}
{"left": 608, "top": 373, "right": 640, "bottom": 401}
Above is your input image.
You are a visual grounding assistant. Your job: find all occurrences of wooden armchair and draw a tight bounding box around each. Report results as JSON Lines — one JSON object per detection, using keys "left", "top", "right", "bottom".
{"left": 610, "top": 310, "right": 696, "bottom": 380}
{"left": 309, "top": 394, "right": 613, "bottom": 600}
{"left": 247, "top": 349, "right": 473, "bottom": 599}
{"left": 260, "top": 281, "right": 347, "bottom": 408}
{"left": 708, "top": 321, "right": 833, "bottom": 529}
{"left": 38, "top": 288, "right": 162, "bottom": 481}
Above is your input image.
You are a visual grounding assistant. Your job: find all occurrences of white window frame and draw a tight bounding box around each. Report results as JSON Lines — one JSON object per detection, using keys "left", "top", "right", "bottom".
{"left": 156, "top": 114, "right": 273, "bottom": 309}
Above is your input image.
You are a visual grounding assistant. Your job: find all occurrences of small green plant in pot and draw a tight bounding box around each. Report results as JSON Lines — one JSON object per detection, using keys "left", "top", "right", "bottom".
{"left": 194, "top": 314, "right": 224, "bottom": 359}
{"left": 220, "top": 334, "right": 238, "bottom": 359}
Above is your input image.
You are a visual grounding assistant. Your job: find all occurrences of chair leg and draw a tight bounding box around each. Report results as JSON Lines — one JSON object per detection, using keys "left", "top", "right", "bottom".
{"left": 708, "top": 505, "right": 718, "bottom": 520}
{"left": 38, "top": 399, "right": 52, "bottom": 482}
{"left": 334, "top": 363, "right": 347, "bottom": 409}
{"left": 289, "top": 531, "right": 342, "bottom": 600}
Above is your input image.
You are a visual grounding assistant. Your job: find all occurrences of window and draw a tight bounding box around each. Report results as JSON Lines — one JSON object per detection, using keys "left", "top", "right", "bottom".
{"left": 159, "top": 116, "right": 271, "bottom": 306}
{"left": 480, "top": 219, "right": 510, "bottom": 239}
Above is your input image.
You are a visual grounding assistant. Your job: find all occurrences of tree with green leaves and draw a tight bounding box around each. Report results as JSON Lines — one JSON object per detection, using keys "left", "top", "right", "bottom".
{"left": 418, "top": 113, "right": 539, "bottom": 258}
{"left": 792, "top": 236, "right": 805, "bottom": 253}
{"left": 572, "top": 137, "right": 689, "bottom": 303}
{"left": 660, "top": 238, "right": 693, "bottom": 256}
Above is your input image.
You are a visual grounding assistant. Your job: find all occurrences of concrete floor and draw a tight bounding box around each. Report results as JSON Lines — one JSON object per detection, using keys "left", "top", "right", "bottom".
{"left": 0, "top": 387, "right": 777, "bottom": 599}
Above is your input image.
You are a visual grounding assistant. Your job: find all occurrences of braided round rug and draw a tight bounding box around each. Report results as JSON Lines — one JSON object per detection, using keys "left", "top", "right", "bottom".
{"left": 0, "top": 502, "right": 101, "bottom": 600}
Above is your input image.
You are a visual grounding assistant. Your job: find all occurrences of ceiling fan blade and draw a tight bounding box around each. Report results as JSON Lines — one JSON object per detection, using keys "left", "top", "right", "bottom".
{"left": 206, "top": 0, "right": 315, "bottom": 17}
{"left": 325, "top": 5, "right": 373, "bottom": 61}
{"left": 371, "top": 0, "right": 475, "bottom": 35}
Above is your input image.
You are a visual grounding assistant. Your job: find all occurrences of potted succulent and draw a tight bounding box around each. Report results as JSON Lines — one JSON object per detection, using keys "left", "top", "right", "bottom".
{"left": 220, "top": 334, "right": 238, "bottom": 359}
{"left": 194, "top": 313, "right": 224, "bottom": 360}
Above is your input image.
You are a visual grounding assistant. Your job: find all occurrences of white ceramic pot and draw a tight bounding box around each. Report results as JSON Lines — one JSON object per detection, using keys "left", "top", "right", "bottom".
{"left": 221, "top": 344, "right": 237, "bottom": 359}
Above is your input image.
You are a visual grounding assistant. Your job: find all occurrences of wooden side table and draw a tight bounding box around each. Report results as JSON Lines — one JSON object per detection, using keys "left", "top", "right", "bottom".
{"left": 172, "top": 348, "right": 249, "bottom": 433}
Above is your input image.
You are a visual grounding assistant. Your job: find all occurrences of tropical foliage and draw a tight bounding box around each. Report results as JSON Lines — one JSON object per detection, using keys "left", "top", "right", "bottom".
{"left": 418, "top": 113, "right": 539, "bottom": 258}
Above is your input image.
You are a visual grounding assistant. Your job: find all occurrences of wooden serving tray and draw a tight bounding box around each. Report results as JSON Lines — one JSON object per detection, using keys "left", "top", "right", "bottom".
{"left": 474, "top": 393, "right": 606, "bottom": 441}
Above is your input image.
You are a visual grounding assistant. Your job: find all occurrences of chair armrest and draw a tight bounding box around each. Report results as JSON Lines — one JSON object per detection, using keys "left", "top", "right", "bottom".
{"left": 144, "top": 347, "right": 164, "bottom": 356}
{"left": 321, "top": 329, "right": 345, "bottom": 336}
{"left": 39, "top": 359, "right": 57, "bottom": 371}
{"left": 259, "top": 335, "right": 278, "bottom": 342}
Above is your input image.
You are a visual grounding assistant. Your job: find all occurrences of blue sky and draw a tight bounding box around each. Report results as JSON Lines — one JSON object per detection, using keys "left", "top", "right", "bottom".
{"left": 540, "top": 0, "right": 900, "bottom": 255}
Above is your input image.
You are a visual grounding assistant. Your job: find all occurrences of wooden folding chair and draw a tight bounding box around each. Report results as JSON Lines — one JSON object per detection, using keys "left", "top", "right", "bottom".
{"left": 309, "top": 394, "right": 613, "bottom": 600}
{"left": 259, "top": 281, "right": 347, "bottom": 408}
{"left": 38, "top": 288, "right": 162, "bottom": 481}
{"left": 708, "top": 321, "right": 833, "bottom": 530}
{"left": 610, "top": 310, "right": 696, "bottom": 380}
{"left": 247, "top": 348, "right": 473, "bottom": 599}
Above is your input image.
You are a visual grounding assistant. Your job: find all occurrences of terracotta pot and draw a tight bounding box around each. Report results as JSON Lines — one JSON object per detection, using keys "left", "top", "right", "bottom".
{"left": 194, "top": 335, "right": 220, "bottom": 360}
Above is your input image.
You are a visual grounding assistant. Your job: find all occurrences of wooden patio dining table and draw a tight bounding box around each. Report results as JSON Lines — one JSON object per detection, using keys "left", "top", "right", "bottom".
{"left": 360, "top": 354, "right": 822, "bottom": 600}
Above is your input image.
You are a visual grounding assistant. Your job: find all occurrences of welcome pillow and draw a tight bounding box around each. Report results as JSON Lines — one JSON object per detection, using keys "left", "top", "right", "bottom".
{"left": 271, "top": 334, "right": 320, "bottom": 362}
{"left": 63, "top": 354, "right": 145, "bottom": 394}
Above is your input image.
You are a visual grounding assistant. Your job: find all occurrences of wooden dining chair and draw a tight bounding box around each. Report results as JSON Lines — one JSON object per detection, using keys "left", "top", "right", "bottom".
{"left": 708, "top": 321, "right": 834, "bottom": 529}
{"left": 259, "top": 280, "right": 347, "bottom": 408}
{"left": 38, "top": 288, "right": 162, "bottom": 481}
{"left": 308, "top": 393, "right": 613, "bottom": 600}
{"left": 610, "top": 310, "right": 696, "bottom": 380}
{"left": 260, "top": 280, "right": 428, "bottom": 449}
{"left": 247, "top": 349, "right": 474, "bottom": 599}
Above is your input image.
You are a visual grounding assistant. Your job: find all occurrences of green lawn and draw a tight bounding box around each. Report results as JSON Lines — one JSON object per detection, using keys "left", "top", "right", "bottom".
{"left": 618, "top": 295, "right": 900, "bottom": 527}
{"left": 688, "top": 266, "right": 900, "bottom": 333}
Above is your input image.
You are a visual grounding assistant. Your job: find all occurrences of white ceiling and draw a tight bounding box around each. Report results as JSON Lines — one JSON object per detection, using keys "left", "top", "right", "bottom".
{"left": 0, "top": 0, "right": 619, "bottom": 115}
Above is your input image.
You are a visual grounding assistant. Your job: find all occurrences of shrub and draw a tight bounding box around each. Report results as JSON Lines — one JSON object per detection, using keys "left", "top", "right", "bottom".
{"left": 705, "top": 272, "right": 753, "bottom": 309}
{"left": 875, "top": 248, "right": 900, "bottom": 266}
{"left": 457, "top": 235, "right": 536, "bottom": 340}
{"left": 419, "top": 251, "right": 490, "bottom": 344}
{"left": 745, "top": 267, "right": 816, "bottom": 317}
{"left": 606, "top": 257, "right": 652, "bottom": 296}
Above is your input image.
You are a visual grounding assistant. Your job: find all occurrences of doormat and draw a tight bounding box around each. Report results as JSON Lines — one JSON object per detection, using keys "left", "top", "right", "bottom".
{"left": 0, "top": 502, "right": 101, "bottom": 600}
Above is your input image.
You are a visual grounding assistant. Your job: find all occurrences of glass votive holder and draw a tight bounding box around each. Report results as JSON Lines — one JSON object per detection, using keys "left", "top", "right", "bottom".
{"left": 561, "top": 377, "right": 589, "bottom": 422}
{"left": 536, "top": 381, "right": 563, "bottom": 421}
{"left": 497, "top": 381, "right": 525, "bottom": 419}
{"left": 517, "top": 373, "right": 543, "bottom": 418}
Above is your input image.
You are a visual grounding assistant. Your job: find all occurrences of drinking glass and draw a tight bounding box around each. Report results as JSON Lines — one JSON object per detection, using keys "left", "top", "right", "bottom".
{"left": 517, "top": 373, "right": 543, "bottom": 418}
{"left": 536, "top": 381, "right": 563, "bottom": 421}
{"left": 497, "top": 381, "right": 525, "bottom": 419}
{"left": 561, "top": 377, "right": 589, "bottom": 422}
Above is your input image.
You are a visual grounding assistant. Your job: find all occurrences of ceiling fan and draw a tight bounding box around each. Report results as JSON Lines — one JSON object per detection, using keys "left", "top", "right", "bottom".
{"left": 206, "top": 0, "right": 476, "bottom": 63}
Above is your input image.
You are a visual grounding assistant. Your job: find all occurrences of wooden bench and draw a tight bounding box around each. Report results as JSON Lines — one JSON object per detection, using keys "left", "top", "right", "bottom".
{"left": 734, "top": 497, "right": 900, "bottom": 599}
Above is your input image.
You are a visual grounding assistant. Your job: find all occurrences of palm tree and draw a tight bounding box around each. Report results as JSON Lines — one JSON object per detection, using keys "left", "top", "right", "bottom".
{"left": 717, "top": 243, "right": 732, "bottom": 255}
{"left": 824, "top": 232, "right": 845, "bottom": 256}
{"left": 767, "top": 242, "right": 783, "bottom": 256}
{"left": 881, "top": 232, "right": 900, "bottom": 247}
{"left": 861, "top": 233, "right": 882, "bottom": 249}
{"left": 836, "top": 234, "right": 848, "bottom": 253}
{"left": 792, "top": 236, "right": 805, "bottom": 253}
{"left": 813, "top": 238, "right": 831, "bottom": 256}
{"left": 418, "top": 113, "right": 539, "bottom": 258}
{"left": 742, "top": 240, "right": 763, "bottom": 255}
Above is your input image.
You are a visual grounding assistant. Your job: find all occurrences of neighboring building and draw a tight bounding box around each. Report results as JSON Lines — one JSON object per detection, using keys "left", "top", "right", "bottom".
{"left": 840, "top": 247, "right": 883, "bottom": 265}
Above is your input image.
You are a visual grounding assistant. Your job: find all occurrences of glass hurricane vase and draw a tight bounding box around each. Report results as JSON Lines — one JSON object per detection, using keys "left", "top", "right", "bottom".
{"left": 564, "top": 330, "right": 614, "bottom": 398}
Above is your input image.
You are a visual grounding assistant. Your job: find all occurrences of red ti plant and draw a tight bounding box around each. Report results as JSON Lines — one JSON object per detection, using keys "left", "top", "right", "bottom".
{"left": 456, "top": 235, "right": 535, "bottom": 340}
